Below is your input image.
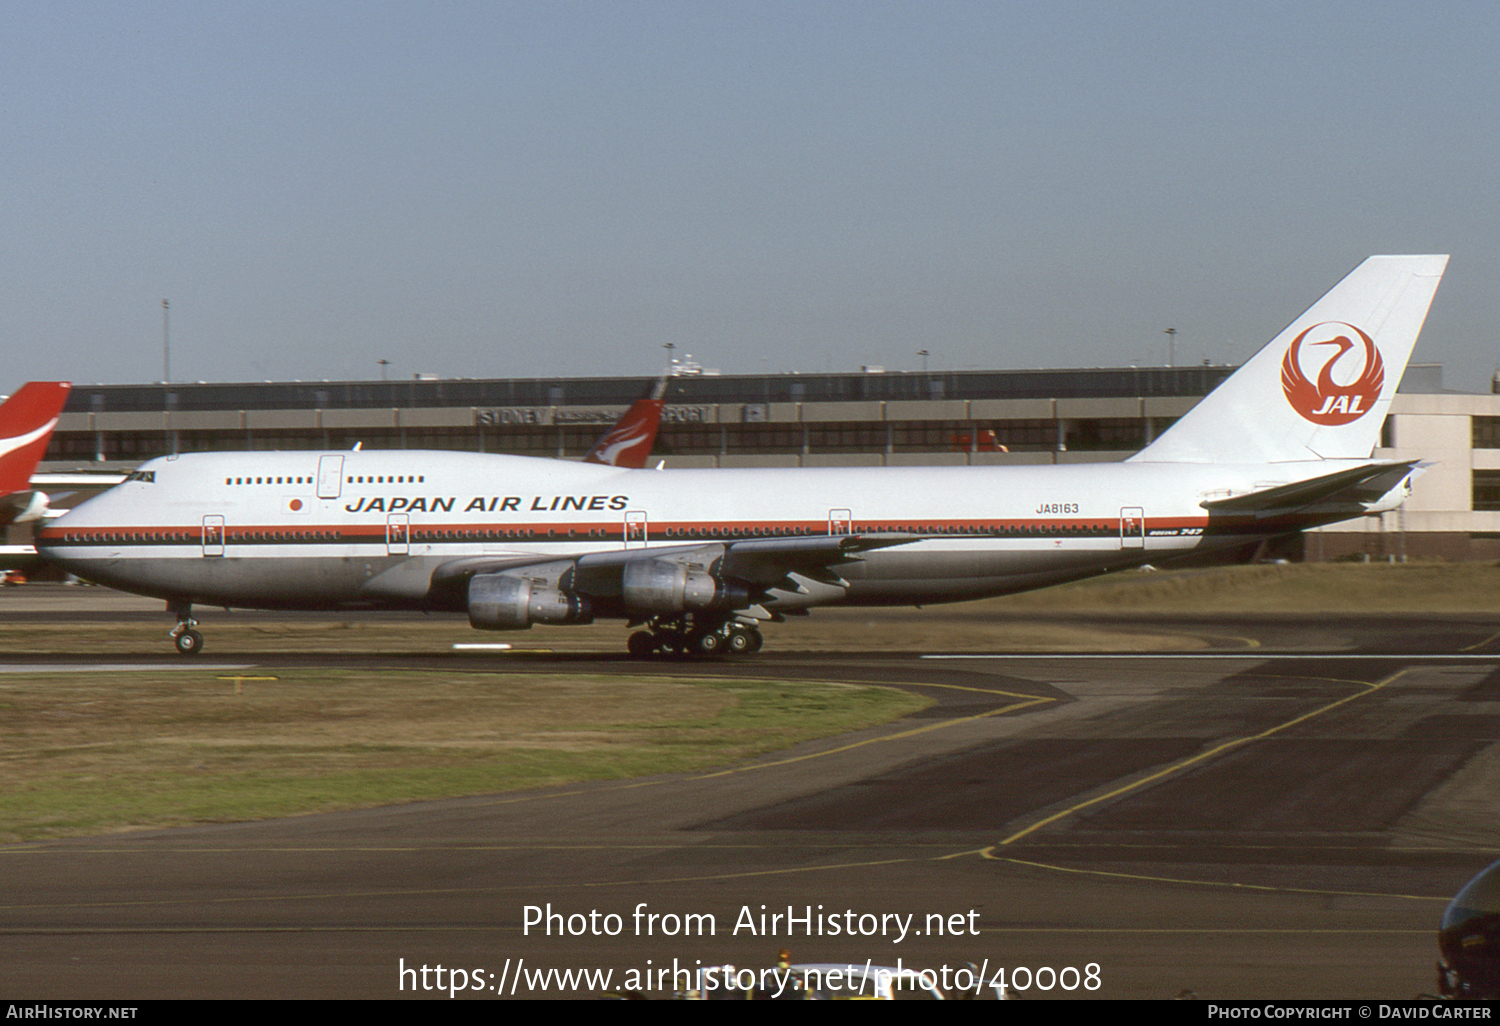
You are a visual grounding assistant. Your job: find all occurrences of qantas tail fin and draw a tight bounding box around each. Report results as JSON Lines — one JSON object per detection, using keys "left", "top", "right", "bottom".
{"left": 1129, "top": 256, "right": 1448, "bottom": 464}
{"left": 584, "top": 376, "right": 668, "bottom": 468}
{"left": 0, "top": 382, "right": 70, "bottom": 495}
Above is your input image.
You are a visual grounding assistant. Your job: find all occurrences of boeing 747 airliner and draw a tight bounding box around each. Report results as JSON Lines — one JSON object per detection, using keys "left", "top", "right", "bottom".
{"left": 37, "top": 257, "right": 1448, "bottom": 655}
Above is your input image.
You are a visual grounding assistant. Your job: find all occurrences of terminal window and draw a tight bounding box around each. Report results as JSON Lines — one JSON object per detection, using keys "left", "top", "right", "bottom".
{"left": 1472, "top": 469, "right": 1500, "bottom": 511}
{"left": 1473, "top": 417, "right": 1500, "bottom": 449}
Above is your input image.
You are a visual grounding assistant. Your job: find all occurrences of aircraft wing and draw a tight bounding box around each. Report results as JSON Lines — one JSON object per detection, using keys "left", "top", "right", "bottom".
{"left": 1200, "top": 461, "right": 1422, "bottom": 518}
{"left": 425, "top": 532, "right": 921, "bottom": 621}
{"left": 581, "top": 532, "right": 918, "bottom": 584}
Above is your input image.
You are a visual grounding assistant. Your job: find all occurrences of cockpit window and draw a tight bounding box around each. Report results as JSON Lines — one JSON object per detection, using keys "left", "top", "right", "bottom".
{"left": 124, "top": 470, "right": 156, "bottom": 484}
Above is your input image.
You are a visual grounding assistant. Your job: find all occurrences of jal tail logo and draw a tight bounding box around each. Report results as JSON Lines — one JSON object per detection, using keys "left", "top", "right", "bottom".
{"left": 1280, "top": 322, "right": 1385, "bottom": 425}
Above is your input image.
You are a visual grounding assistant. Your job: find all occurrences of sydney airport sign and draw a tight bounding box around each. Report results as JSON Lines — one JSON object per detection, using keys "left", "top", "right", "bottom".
{"left": 476, "top": 406, "right": 714, "bottom": 427}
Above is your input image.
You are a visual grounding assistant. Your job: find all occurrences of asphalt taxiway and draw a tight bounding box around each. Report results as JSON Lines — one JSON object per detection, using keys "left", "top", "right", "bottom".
{"left": 2, "top": 595, "right": 1498, "bottom": 1000}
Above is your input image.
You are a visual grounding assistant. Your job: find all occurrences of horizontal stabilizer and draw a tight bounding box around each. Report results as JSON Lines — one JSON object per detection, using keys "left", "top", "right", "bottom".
{"left": 1201, "top": 461, "right": 1421, "bottom": 517}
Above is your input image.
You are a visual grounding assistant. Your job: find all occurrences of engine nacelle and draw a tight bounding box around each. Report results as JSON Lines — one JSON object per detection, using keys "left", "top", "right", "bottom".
{"left": 467, "top": 566, "right": 593, "bottom": 630}
{"left": 621, "top": 558, "right": 748, "bottom": 614}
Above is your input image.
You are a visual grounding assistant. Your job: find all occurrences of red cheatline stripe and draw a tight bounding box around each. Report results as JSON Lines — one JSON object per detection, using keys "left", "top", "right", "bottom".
{"left": 38, "top": 515, "right": 1209, "bottom": 546}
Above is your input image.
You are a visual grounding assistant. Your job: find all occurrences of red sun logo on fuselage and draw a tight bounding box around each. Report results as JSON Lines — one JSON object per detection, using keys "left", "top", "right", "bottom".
{"left": 1280, "top": 321, "right": 1385, "bottom": 426}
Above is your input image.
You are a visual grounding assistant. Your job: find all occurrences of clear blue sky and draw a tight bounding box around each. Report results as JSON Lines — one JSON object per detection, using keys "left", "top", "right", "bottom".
{"left": 3, "top": 1, "right": 1496, "bottom": 389}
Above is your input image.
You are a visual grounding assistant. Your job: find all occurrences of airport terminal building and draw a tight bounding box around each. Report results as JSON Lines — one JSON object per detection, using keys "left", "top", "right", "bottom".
{"left": 34, "top": 362, "right": 1500, "bottom": 562}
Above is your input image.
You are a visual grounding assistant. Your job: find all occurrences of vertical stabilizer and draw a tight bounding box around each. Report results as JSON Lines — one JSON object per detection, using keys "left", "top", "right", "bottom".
{"left": 0, "top": 382, "right": 71, "bottom": 495}
{"left": 1129, "top": 256, "right": 1447, "bottom": 464}
{"left": 584, "top": 375, "right": 669, "bottom": 468}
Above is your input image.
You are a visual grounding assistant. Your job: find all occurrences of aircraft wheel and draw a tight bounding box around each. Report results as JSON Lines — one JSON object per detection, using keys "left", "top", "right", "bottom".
{"left": 693, "top": 630, "right": 725, "bottom": 656}
{"left": 627, "top": 631, "right": 656, "bottom": 659}
{"left": 174, "top": 629, "right": 204, "bottom": 656}
{"left": 746, "top": 628, "right": 764, "bottom": 653}
{"left": 725, "top": 627, "right": 754, "bottom": 655}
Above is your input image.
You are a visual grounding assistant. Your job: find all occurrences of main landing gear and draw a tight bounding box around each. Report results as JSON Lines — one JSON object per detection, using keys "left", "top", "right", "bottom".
{"left": 169, "top": 602, "right": 204, "bottom": 656}
{"left": 627, "top": 614, "right": 764, "bottom": 659}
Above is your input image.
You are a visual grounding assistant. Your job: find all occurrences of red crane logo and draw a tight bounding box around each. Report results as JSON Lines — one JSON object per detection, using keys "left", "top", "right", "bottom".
{"left": 1280, "top": 322, "right": 1385, "bottom": 425}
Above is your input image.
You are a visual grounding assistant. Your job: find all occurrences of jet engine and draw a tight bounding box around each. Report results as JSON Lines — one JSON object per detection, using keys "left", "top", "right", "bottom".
{"left": 621, "top": 557, "right": 749, "bottom": 614}
{"left": 467, "top": 563, "right": 593, "bottom": 630}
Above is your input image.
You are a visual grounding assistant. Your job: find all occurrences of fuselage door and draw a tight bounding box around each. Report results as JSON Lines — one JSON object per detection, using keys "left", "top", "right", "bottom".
{"left": 386, "top": 513, "right": 410, "bottom": 556}
{"left": 317, "top": 455, "right": 344, "bottom": 499}
{"left": 828, "top": 508, "right": 852, "bottom": 535}
{"left": 1120, "top": 507, "right": 1145, "bottom": 549}
{"left": 202, "top": 515, "right": 225, "bottom": 558}
{"left": 624, "top": 510, "right": 648, "bottom": 549}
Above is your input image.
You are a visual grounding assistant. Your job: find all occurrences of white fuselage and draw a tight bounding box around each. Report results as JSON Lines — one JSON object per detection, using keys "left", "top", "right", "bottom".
{"left": 36, "top": 449, "right": 1368, "bottom": 614}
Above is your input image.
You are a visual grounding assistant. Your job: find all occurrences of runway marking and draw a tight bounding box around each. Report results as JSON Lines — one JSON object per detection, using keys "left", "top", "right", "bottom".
{"left": 0, "top": 855, "right": 939, "bottom": 913}
{"left": 1458, "top": 627, "right": 1500, "bottom": 652}
{"left": 0, "top": 925, "right": 1436, "bottom": 936}
{"left": 923, "top": 652, "right": 1500, "bottom": 661}
{"left": 216, "top": 674, "right": 278, "bottom": 695}
{"left": 1199, "top": 632, "right": 1260, "bottom": 650}
{"left": 0, "top": 829, "right": 1459, "bottom": 915}
{"left": 9, "top": 838, "right": 1486, "bottom": 857}
{"left": 1131, "top": 629, "right": 1262, "bottom": 651}
{"left": 8, "top": 838, "right": 1484, "bottom": 858}
{"left": 0, "top": 841, "right": 961, "bottom": 856}
{"left": 0, "top": 663, "right": 256, "bottom": 674}
{"left": 0, "top": 844, "right": 1453, "bottom": 917}
{"left": 995, "top": 668, "right": 1409, "bottom": 846}
{"left": 983, "top": 855, "right": 1448, "bottom": 904}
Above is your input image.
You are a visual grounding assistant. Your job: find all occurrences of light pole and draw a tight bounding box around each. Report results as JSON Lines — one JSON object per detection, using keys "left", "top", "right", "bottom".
{"left": 162, "top": 299, "right": 176, "bottom": 455}
{"left": 1164, "top": 328, "right": 1177, "bottom": 368}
